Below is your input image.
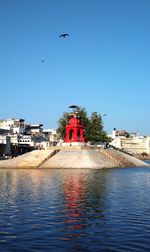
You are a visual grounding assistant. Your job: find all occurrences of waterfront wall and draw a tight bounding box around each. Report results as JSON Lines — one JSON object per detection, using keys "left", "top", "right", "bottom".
{"left": 111, "top": 136, "right": 150, "bottom": 155}
{"left": 0, "top": 146, "right": 149, "bottom": 169}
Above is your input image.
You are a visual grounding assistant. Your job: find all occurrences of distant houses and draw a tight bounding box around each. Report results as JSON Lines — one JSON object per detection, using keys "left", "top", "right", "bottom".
{"left": 0, "top": 118, "right": 58, "bottom": 158}
{"left": 109, "top": 128, "right": 150, "bottom": 158}
{"left": 0, "top": 118, "right": 25, "bottom": 134}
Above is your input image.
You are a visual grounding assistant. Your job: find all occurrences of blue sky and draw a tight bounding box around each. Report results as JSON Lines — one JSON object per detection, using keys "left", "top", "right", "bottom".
{"left": 0, "top": 0, "right": 150, "bottom": 135}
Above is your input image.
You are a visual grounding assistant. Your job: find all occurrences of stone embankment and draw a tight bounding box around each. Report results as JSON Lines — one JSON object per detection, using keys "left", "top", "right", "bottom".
{"left": 98, "top": 148, "right": 142, "bottom": 167}
{"left": 0, "top": 150, "right": 58, "bottom": 168}
{"left": 0, "top": 147, "right": 149, "bottom": 169}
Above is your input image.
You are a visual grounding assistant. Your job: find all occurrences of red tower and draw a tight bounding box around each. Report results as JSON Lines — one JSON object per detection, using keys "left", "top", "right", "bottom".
{"left": 64, "top": 114, "right": 85, "bottom": 143}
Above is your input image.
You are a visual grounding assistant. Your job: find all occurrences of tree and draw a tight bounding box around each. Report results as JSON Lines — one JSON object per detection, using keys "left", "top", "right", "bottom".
{"left": 57, "top": 107, "right": 90, "bottom": 141}
{"left": 56, "top": 107, "right": 109, "bottom": 143}
{"left": 88, "top": 112, "right": 103, "bottom": 143}
{"left": 73, "top": 107, "right": 90, "bottom": 141}
{"left": 56, "top": 112, "right": 70, "bottom": 139}
{"left": 87, "top": 112, "right": 110, "bottom": 143}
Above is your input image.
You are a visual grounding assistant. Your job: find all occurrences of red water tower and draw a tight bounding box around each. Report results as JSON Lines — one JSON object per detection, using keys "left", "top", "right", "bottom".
{"left": 64, "top": 108, "right": 85, "bottom": 143}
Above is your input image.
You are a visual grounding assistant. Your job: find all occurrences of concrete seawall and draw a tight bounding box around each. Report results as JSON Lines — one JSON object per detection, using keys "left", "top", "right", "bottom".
{"left": 0, "top": 150, "right": 57, "bottom": 168}
{"left": 40, "top": 149, "right": 118, "bottom": 169}
{"left": 0, "top": 147, "right": 149, "bottom": 169}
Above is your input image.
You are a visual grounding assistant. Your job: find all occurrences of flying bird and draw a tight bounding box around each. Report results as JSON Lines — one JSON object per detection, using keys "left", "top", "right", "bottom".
{"left": 59, "top": 33, "right": 69, "bottom": 38}
{"left": 41, "top": 59, "right": 45, "bottom": 63}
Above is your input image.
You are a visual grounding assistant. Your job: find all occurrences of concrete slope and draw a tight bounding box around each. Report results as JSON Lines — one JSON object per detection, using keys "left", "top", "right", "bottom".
{"left": 0, "top": 148, "right": 148, "bottom": 169}
{"left": 99, "top": 149, "right": 135, "bottom": 167}
{"left": 40, "top": 149, "right": 118, "bottom": 169}
{"left": 0, "top": 150, "right": 55, "bottom": 168}
{"left": 115, "top": 151, "right": 149, "bottom": 167}
{"left": 98, "top": 148, "right": 149, "bottom": 167}
{"left": 0, "top": 152, "right": 31, "bottom": 168}
{"left": 17, "top": 150, "right": 55, "bottom": 168}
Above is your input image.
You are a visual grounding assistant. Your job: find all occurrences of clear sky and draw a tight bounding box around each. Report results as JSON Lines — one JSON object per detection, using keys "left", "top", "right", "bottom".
{"left": 0, "top": 0, "right": 150, "bottom": 135}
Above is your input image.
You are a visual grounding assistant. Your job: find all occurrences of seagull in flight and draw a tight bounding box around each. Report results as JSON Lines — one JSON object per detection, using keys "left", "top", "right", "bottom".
{"left": 59, "top": 33, "right": 69, "bottom": 38}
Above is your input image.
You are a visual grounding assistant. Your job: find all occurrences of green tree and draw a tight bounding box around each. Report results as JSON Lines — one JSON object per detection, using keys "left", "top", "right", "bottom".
{"left": 57, "top": 107, "right": 90, "bottom": 140}
{"left": 56, "top": 107, "right": 109, "bottom": 143}
{"left": 88, "top": 112, "right": 103, "bottom": 143}
{"left": 87, "top": 112, "right": 111, "bottom": 143}
{"left": 56, "top": 112, "right": 71, "bottom": 139}
{"left": 74, "top": 107, "right": 90, "bottom": 141}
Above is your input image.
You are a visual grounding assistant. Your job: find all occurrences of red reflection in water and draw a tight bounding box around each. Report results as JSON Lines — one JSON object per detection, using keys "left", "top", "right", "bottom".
{"left": 63, "top": 175, "right": 87, "bottom": 240}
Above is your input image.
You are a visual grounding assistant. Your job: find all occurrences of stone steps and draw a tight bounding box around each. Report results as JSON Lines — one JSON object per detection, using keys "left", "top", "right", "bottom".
{"left": 37, "top": 149, "right": 59, "bottom": 168}
{"left": 15, "top": 150, "right": 57, "bottom": 168}
{"left": 98, "top": 148, "right": 135, "bottom": 167}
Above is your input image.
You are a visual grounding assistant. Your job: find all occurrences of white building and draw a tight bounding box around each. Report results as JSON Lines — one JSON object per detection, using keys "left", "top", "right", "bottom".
{"left": 111, "top": 136, "right": 150, "bottom": 155}
{"left": 43, "top": 129, "right": 58, "bottom": 142}
{"left": 0, "top": 118, "right": 25, "bottom": 134}
{"left": 110, "top": 128, "right": 130, "bottom": 139}
{"left": 18, "top": 135, "right": 34, "bottom": 147}
{"left": 25, "top": 124, "right": 43, "bottom": 134}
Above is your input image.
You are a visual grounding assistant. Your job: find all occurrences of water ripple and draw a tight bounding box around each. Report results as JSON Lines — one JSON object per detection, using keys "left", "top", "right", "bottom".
{"left": 0, "top": 168, "right": 150, "bottom": 251}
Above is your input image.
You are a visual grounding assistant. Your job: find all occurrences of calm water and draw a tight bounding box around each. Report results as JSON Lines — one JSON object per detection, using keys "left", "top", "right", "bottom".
{"left": 1, "top": 167, "right": 150, "bottom": 252}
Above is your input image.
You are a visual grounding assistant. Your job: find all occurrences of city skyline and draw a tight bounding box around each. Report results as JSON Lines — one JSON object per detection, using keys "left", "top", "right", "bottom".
{"left": 1, "top": 0, "right": 150, "bottom": 135}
